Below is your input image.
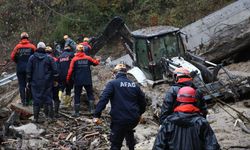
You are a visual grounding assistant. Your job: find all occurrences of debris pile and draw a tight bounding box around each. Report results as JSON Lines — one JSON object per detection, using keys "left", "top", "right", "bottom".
{"left": 1, "top": 62, "right": 250, "bottom": 149}
{"left": 2, "top": 105, "right": 111, "bottom": 149}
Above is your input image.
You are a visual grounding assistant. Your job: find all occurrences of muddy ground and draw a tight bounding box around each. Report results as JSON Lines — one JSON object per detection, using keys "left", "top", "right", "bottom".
{"left": 0, "top": 60, "right": 250, "bottom": 150}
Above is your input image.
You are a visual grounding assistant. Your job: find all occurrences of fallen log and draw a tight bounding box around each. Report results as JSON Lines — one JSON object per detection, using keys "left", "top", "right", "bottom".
{"left": 9, "top": 103, "right": 33, "bottom": 119}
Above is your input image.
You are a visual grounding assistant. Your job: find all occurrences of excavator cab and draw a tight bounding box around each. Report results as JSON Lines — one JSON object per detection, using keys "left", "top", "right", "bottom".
{"left": 90, "top": 16, "right": 250, "bottom": 101}
{"left": 131, "top": 26, "right": 186, "bottom": 81}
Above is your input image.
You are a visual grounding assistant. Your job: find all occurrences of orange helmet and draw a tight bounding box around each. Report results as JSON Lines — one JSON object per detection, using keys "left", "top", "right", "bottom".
{"left": 174, "top": 67, "right": 191, "bottom": 77}
{"left": 20, "top": 32, "right": 29, "bottom": 39}
{"left": 76, "top": 44, "right": 84, "bottom": 51}
{"left": 84, "top": 37, "right": 89, "bottom": 42}
{"left": 45, "top": 46, "right": 53, "bottom": 52}
{"left": 176, "top": 86, "right": 196, "bottom": 103}
{"left": 113, "top": 64, "right": 127, "bottom": 73}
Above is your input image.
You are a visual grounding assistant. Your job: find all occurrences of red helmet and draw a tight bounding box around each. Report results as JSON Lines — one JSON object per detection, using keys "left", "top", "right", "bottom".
{"left": 176, "top": 86, "right": 196, "bottom": 103}
{"left": 174, "top": 67, "right": 191, "bottom": 77}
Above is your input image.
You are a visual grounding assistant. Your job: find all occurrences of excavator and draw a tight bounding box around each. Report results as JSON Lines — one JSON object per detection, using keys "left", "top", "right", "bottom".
{"left": 88, "top": 16, "right": 250, "bottom": 102}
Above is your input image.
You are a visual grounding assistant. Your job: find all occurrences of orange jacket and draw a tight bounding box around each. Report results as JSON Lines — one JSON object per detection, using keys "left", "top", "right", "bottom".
{"left": 11, "top": 39, "right": 36, "bottom": 62}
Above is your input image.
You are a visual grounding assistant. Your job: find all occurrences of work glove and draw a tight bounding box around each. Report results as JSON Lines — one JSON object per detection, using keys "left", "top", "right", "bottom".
{"left": 93, "top": 118, "right": 102, "bottom": 125}
{"left": 58, "top": 90, "right": 63, "bottom": 101}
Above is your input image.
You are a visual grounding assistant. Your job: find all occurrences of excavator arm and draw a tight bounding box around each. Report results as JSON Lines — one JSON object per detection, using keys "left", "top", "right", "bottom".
{"left": 89, "top": 16, "right": 134, "bottom": 59}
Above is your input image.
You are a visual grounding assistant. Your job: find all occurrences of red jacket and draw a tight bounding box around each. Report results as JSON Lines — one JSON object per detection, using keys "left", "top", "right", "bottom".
{"left": 66, "top": 52, "right": 99, "bottom": 85}
{"left": 11, "top": 39, "right": 36, "bottom": 72}
{"left": 80, "top": 41, "right": 92, "bottom": 49}
{"left": 11, "top": 39, "right": 36, "bottom": 62}
{"left": 48, "top": 53, "right": 58, "bottom": 62}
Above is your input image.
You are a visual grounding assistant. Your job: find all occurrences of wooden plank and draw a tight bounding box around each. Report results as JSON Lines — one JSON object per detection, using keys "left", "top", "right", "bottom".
{"left": 10, "top": 103, "right": 33, "bottom": 119}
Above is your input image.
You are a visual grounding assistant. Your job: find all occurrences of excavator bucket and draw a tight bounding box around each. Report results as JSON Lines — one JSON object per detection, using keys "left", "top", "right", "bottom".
{"left": 89, "top": 16, "right": 131, "bottom": 56}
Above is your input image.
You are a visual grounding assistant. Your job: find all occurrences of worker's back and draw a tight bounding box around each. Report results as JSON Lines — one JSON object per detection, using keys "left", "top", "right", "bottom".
{"left": 153, "top": 112, "right": 220, "bottom": 150}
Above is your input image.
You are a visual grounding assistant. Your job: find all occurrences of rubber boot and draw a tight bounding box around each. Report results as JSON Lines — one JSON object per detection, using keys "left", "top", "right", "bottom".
{"left": 48, "top": 104, "right": 55, "bottom": 122}
{"left": 54, "top": 101, "right": 60, "bottom": 118}
{"left": 65, "top": 95, "right": 71, "bottom": 108}
{"left": 21, "top": 99, "right": 28, "bottom": 106}
{"left": 72, "top": 104, "right": 80, "bottom": 117}
{"left": 43, "top": 104, "right": 49, "bottom": 118}
{"left": 33, "top": 105, "right": 40, "bottom": 123}
{"left": 88, "top": 100, "right": 95, "bottom": 114}
{"left": 58, "top": 90, "right": 63, "bottom": 101}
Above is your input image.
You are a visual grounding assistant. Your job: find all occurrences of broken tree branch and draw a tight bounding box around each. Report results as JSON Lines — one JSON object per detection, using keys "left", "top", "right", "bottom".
{"left": 66, "top": 132, "right": 73, "bottom": 141}
{"left": 217, "top": 99, "right": 250, "bottom": 123}
{"left": 59, "top": 112, "right": 79, "bottom": 123}
{"left": 83, "top": 132, "right": 99, "bottom": 139}
{"left": 1, "top": 139, "right": 18, "bottom": 144}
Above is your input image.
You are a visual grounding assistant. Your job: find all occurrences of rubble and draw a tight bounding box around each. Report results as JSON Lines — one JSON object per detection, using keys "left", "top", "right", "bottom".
{"left": 0, "top": 60, "right": 250, "bottom": 150}
{"left": 9, "top": 123, "right": 45, "bottom": 137}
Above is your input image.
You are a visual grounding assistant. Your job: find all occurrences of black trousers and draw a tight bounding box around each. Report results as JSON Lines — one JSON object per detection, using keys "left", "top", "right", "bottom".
{"left": 74, "top": 84, "right": 94, "bottom": 105}
{"left": 53, "top": 85, "right": 60, "bottom": 103}
{"left": 59, "top": 80, "right": 73, "bottom": 95}
{"left": 17, "top": 71, "right": 27, "bottom": 104}
{"left": 110, "top": 121, "right": 138, "bottom": 150}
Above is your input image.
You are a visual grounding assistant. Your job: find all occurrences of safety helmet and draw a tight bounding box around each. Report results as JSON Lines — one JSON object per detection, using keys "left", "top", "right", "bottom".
{"left": 76, "top": 44, "right": 84, "bottom": 51}
{"left": 113, "top": 63, "right": 127, "bottom": 73}
{"left": 84, "top": 37, "right": 89, "bottom": 42}
{"left": 174, "top": 67, "right": 191, "bottom": 77}
{"left": 176, "top": 86, "right": 196, "bottom": 103}
{"left": 20, "top": 32, "right": 29, "bottom": 39}
{"left": 45, "top": 46, "right": 53, "bottom": 52}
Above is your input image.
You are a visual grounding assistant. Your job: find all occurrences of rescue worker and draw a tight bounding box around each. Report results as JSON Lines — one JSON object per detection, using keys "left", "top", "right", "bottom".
{"left": 58, "top": 46, "right": 74, "bottom": 108}
{"left": 45, "top": 46, "right": 58, "bottom": 61}
{"left": 159, "top": 67, "right": 208, "bottom": 125}
{"left": 66, "top": 44, "right": 100, "bottom": 116}
{"left": 80, "top": 37, "right": 92, "bottom": 55}
{"left": 64, "top": 34, "right": 76, "bottom": 52}
{"left": 11, "top": 32, "right": 36, "bottom": 106}
{"left": 26, "top": 42, "right": 58, "bottom": 123}
{"left": 153, "top": 86, "right": 220, "bottom": 150}
{"left": 76, "top": 33, "right": 85, "bottom": 44}
{"left": 45, "top": 46, "right": 60, "bottom": 118}
{"left": 93, "top": 64, "right": 147, "bottom": 150}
